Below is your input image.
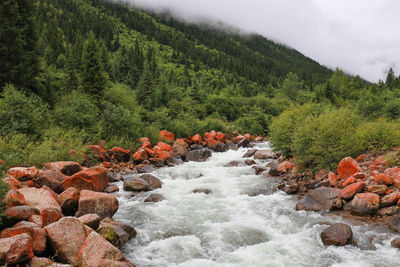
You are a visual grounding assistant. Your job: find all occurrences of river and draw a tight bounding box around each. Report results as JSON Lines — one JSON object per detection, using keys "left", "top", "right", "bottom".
{"left": 113, "top": 143, "right": 400, "bottom": 267}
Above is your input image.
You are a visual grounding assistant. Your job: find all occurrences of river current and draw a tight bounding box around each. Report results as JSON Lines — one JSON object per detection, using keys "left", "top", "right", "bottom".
{"left": 113, "top": 143, "right": 400, "bottom": 267}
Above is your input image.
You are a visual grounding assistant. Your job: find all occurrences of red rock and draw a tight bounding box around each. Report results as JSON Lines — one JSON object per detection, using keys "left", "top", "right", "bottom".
{"left": 394, "top": 176, "right": 400, "bottom": 189}
{"left": 5, "top": 189, "right": 25, "bottom": 207}
{"left": 76, "top": 190, "right": 119, "bottom": 219}
{"left": 132, "top": 149, "right": 148, "bottom": 163}
{"left": 328, "top": 172, "right": 338, "bottom": 187}
{"left": 21, "top": 180, "right": 34, "bottom": 188}
{"left": 77, "top": 231, "right": 134, "bottom": 267}
{"left": 8, "top": 167, "right": 39, "bottom": 181}
{"left": 3, "top": 177, "right": 21, "bottom": 190}
{"left": 346, "top": 192, "right": 380, "bottom": 215}
{"left": 109, "top": 147, "right": 131, "bottom": 162}
{"left": 216, "top": 132, "right": 227, "bottom": 142}
{"left": 144, "top": 147, "right": 155, "bottom": 158}
{"left": 89, "top": 145, "right": 109, "bottom": 162}
{"left": 205, "top": 138, "right": 219, "bottom": 150}
{"left": 277, "top": 161, "right": 294, "bottom": 173}
{"left": 1, "top": 221, "right": 46, "bottom": 254}
{"left": 157, "top": 142, "right": 173, "bottom": 152}
{"left": 44, "top": 217, "right": 89, "bottom": 264}
{"left": 192, "top": 134, "right": 202, "bottom": 144}
{"left": 18, "top": 187, "right": 61, "bottom": 213}
{"left": 36, "top": 169, "right": 66, "bottom": 193}
{"left": 41, "top": 208, "right": 62, "bottom": 227}
{"left": 204, "top": 130, "right": 217, "bottom": 140}
{"left": 44, "top": 161, "right": 82, "bottom": 176}
{"left": 339, "top": 182, "right": 365, "bottom": 200}
{"left": 0, "top": 233, "right": 33, "bottom": 265}
{"left": 337, "top": 157, "right": 362, "bottom": 180}
{"left": 157, "top": 151, "right": 171, "bottom": 161}
{"left": 243, "top": 134, "right": 251, "bottom": 139}
{"left": 138, "top": 137, "right": 151, "bottom": 148}
{"left": 41, "top": 185, "right": 58, "bottom": 199}
{"left": 356, "top": 154, "right": 367, "bottom": 162}
{"left": 173, "top": 139, "right": 188, "bottom": 157}
{"left": 342, "top": 177, "right": 357, "bottom": 187}
{"left": 353, "top": 172, "right": 367, "bottom": 180}
{"left": 28, "top": 215, "right": 43, "bottom": 228}
{"left": 102, "top": 162, "right": 112, "bottom": 168}
{"left": 4, "top": 206, "right": 39, "bottom": 225}
{"left": 78, "top": 214, "right": 101, "bottom": 230}
{"left": 366, "top": 184, "right": 387, "bottom": 195}
{"left": 62, "top": 167, "right": 108, "bottom": 192}
{"left": 159, "top": 130, "right": 175, "bottom": 142}
{"left": 381, "top": 193, "right": 399, "bottom": 207}
{"left": 373, "top": 173, "right": 393, "bottom": 185}
{"left": 233, "top": 135, "right": 244, "bottom": 143}
{"left": 385, "top": 167, "right": 400, "bottom": 179}
{"left": 254, "top": 136, "right": 265, "bottom": 142}
{"left": 370, "top": 156, "right": 388, "bottom": 173}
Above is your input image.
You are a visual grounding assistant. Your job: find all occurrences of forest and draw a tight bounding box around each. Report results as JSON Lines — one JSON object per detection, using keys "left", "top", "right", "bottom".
{"left": 1, "top": 0, "right": 400, "bottom": 174}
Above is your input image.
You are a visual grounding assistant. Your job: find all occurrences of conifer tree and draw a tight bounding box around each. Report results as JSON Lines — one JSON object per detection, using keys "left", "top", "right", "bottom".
{"left": 386, "top": 67, "right": 395, "bottom": 89}
{"left": 136, "top": 62, "right": 154, "bottom": 109}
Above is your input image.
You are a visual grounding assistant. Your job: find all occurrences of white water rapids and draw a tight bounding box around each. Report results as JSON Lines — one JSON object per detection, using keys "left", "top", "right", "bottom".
{"left": 113, "top": 143, "right": 400, "bottom": 267}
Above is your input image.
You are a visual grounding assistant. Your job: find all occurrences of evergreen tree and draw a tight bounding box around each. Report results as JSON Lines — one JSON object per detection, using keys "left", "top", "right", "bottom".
{"left": 386, "top": 67, "right": 395, "bottom": 89}
{"left": 136, "top": 62, "right": 154, "bottom": 109}
{"left": 0, "top": 0, "right": 39, "bottom": 91}
{"left": 80, "top": 32, "right": 108, "bottom": 96}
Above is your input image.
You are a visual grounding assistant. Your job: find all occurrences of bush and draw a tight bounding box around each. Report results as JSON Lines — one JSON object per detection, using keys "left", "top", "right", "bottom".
{"left": 0, "top": 134, "right": 33, "bottom": 167}
{"left": 234, "top": 107, "right": 271, "bottom": 135}
{"left": 270, "top": 104, "right": 324, "bottom": 155}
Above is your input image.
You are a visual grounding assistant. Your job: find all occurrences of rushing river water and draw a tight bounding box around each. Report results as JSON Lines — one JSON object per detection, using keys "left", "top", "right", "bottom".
{"left": 113, "top": 143, "right": 400, "bottom": 267}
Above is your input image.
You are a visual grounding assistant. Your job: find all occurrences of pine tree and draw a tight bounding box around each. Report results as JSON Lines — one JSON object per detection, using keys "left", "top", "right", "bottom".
{"left": 386, "top": 67, "right": 395, "bottom": 89}
{"left": 136, "top": 62, "right": 154, "bottom": 109}
{"left": 80, "top": 32, "right": 108, "bottom": 96}
{"left": 0, "top": 0, "right": 39, "bottom": 91}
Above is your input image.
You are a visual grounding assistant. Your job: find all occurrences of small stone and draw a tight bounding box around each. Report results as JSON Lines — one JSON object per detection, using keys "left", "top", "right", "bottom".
{"left": 144, "top": 194, "right": 164, "bottom": 202}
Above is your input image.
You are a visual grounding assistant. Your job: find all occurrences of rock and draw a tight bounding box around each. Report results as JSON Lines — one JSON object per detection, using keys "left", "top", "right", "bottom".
{"left": 42, "top": 185, "right": 58, "bottom": 199}
{"left": 253, "top": 166, "right": 267, "bottom": 175}
{"left": 0, "top": 221, "right": 46, "bottom": 254}
{"left": 242, "top": 149, "right": 257, "bottom": 158}
{"left": 109, "top": 147, "right": 131, "bottom": 162}
{"left": 0, "top": 233, "right": 33, "bottom": 265}
{"left": 315, "top": 169, "right": 329, "bottom": 180}
{"left": 186, "top": 149, "right": 212, "bottom": 162}
{"left": 89, "top": 145, "right": 110, "bottom": 162}
{"left": 101, "top": 218, "right": 137, "bottom": 239}
{"left": 389, "top": 214, "right": 400, "bottom": 232}
{"left": 224, "top": 161, "right": 245, "bottom": 167}
{"left": 392, "top": 238, "right": 400, "bottom": 248}
{"left": 44, "top": 161, "right": 82, "bottom": 176}
{"left": 62, "top": 167, "right": 108, "bottom": 192}
{"left": 296, "top": 187, "right": 340, "bottom": 211}
{"left": 123, "top": 176, "right": 152, "bottom": 191}
{"left": 370, "top": 156, "right": 388, "bottom": 173}
{"left": 281, "top": 182, "right": 299, "bottom": 194}
{"left": 381, "top": 193, "right": 399, "bottom": 207}
{"left": 373, "top": 173, "right": 393, "bottom": 185}
{"left": 267, "top": 160, "right": 280, "bottom": 176}
{"left": 140, "top": 174, "right": 162, "bottom": 189}
{"left": 44, "top": 217, "right": 89, "bottom": 264}
{"left": 108, "top": 172, "right": 122, "bottom": 182}
{"left": 345, "top": 193, "right": 380, "bottom": 215}
{"left": 353, "top": 172, "right": 367, "bottom": 179}
{"left": 244, "top": 159, "right": 256, "bottom": 166}
{"left": 378, "top": 206, "right": 400, "bottom": 217}
{"left": 321, "top": 223, "right": 353, "bottom": 246}
{"left": 7, "top": 167, "right": 39, "bottom": 181}
{"left": 96, "top": 218, "right": 134, "bottom": 249}
{"left": 5, "top": 189, "right": 25, "bottom": 208}
{"left": 339, "top": 182, "right": 365, "bottom": 200}
{"left": 78, "top": 214, "right": 101, "bottom": 230}
{"left": 3, "top": 206, "right": 39, "bottom": 226}
{"left": 57, "top": 187, "right": 80, "bottom": 216}
{"left": 18, "top": 187, "right": 61, "bottom": 213}
{"left": 41, "top": 208, "right": 62, "bottom": 227}
{"left": 193, "top": 189, "right": 212, "bottom": 194}
{"left": 30, "top": 256, "right": 53, "bottom": 266}
{"left": 253, "top": 150, "right": 274, "bottom": 160}
{"left": 342, "top": 177, "right": 357, "bottom": 187}
{"left": 237, "top": 138, "right": 251, "bottom": 148}
{"left": 277, "top": 161, "right": 294, "bottom": 173}
{"left": 173, "top": 139, "right": 189, "bottom": 158}
{"left": 254, "top": 136, "right": 265, "bottom": 142}
{"left": 3, "top": 177, "right": 21, "bottom": 190}
{"left": 29, "top": 215, "right": 43, "bottom": 228}
{"left": 366, "top": 184, "right": 387, "bottom": 195}
{"left": 136, "top": 164, "right": 155, "bottom": 173}
{"left": 36, "top": 170, "right": 65, "bottom": 193}
{"left": 105, "top": 184, "right": 119, "bottom": 193}
{"left": 226, "top": 142, "right": 238, "bottom": 151}
{"left": 337, "top": 157, "right": 362, "bottom": 180}
{"left": 132, "top": 149, "right": 148, "bottom": 163}
{"left": 328, "top": 172, "right": 338, "bottom": 187}
{"left": 76, "top": 190, "right": 119, "bottom": 219}
{"left": 216, "top": 132, "right": 227, "bottom": 142}
{"left": 159, "top": 130, "right": 175, "bottom": 141}
{"left": 77, "top": 232, "right": 134, "bottom": 267}
{"left": 138, "top": 137, "right": 151, "bottom": 148}
{"left": 192, "top": 134, "right": 202, "bottom": 144}
{"left": 144, "top": 194, "right": 164, "bottom": 202}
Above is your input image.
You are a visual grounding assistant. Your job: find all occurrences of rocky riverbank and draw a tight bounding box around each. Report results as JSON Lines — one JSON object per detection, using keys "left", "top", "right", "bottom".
{"left": 0, "top": 130, "right": 263, "bottom": 266}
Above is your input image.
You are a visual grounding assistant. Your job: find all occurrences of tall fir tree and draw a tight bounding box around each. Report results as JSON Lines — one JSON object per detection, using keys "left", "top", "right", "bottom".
{"left": 136, "top": 61, "right": 154, "bottom": 109}
{"left": 386, "top": 67, "right": 395, "bottom": 89}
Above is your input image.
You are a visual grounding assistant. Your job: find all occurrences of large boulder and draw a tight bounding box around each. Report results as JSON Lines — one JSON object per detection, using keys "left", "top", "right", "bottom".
{"left": 140, "top": 174, "right": 162, "bottom": 189}
{"left": 96, "top": 217, "right": 137, "bottom": 248}
{"left": 62, "top": 167, "right": 108, "bottom": 192}
{"left": 337, "top": 157, "right": 362, "bottom": 180}
{"left": 242, "top": 149, "right": 257, "bottom": 158}
{"left": 4, "top": 189, "right": 25, "bottom": 208}
{"left": 44, "top": 217, "right": 89, "bottom": 264}
{"left": 373, "top": 173, "right": 393, "bottom": 185}
{"left": 78, "top": 214, "right": 101, "bottom": 230}
{"left": 159, "top": 130, "right": 175, "bottom": 142}
{"left": 0, "top": 221, "right": 46, "bottom": 254}
{"left": 18, "top": 187, "right": 61, "bottom": 213}
{"left": 381, "top": 193, "right": 399, "bottom": 207}
{"left": 123, "top": 176, "right": 152, "bottom": 191}
{"left": 3, "top": 206, "right": 39, "bottom": 226}
{"left": 133, "top": 149, "right": 149, "bottom": 163}
{"left": 369, "top": 156, "right": 388, "bottom": 173}
{"left": 191, "top": 134, "right": 202, "bottom": 144}
{"left": 136, "top": 164, "right": 155, "bottom": 173}
{"left": 253, "top": 150, "right": 275, "bottom": 160}
{"left": 36, "top": 170, "right": 66, "bottom": 193}
{"left": 173, "top": 139, "right": 189, "bottom": 158}
{"left": 344, "top": 193, "right": 380, "bottom": 215}
{"left": 0, "top": 233, "right": 33, "bottom": 265}
{"left": 321, "top": 223, "right": 353, "bottom": 246}
{"left": 339, "top": 182, "right": 365, "bottom": 200}
{"left": 76, "top": 190, "right": 118, "bottom": 219}
{"left": 296, "top": 187, "right": 340, "bottom": 211}
{"left": 7, "top": 167, "right": 39, "bottom": 181}
{"left": 186, "top": 148, "right": 212, "bottom": 162}
{"left": 77, "top": 232, "right": 134, "bottom": 267}
{"left": 109, "top": 147, "right": 131, "bottom": 162}
{"left": 89, "top": 145, "right": 110, "bottom": 162}
{"left": 57, "top": 187, "right": 80, "bottom": 216}
{"left": 44, "top": 161, "right": 82, "bottom": 176}
{"left": 101, "top": 218, "right": 137, "bottom": 239}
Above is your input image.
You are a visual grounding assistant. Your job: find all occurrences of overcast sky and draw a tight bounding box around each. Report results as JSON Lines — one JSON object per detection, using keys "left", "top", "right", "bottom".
{"left": 117, "top": 0, "right": 400, "bottom": 82}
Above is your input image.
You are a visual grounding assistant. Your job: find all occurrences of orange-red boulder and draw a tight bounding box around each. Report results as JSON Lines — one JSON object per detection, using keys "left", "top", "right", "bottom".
{"left": 62, "top": 167, "right": 108, "bottom": 192}
{"left": 157, "top": 151, "right": 171, "bottom": 162}
{"left": 216, "top": 132, "right": 227, "bottom": 142}
{"left": 35, "top": 169, "right": 66, "bottom": 193}
{"left": 373, "top": 173, "right": 393, "bottom": 185}
{"left": 173, "top": 139, "right": 188, "bottom": 157}
{"left": 342, "top": 177, "right": 357, "bottom": 187}
{"left": 345, "top": 193, "right": 380, "bottom": 215}
{"left": 76, "top": 190, "right": 118, "bottom": 219}
{"left": 157, "top": 142, "right": 173, "bottom": 152}
{"left": 4, "top": 189, "right": 25, "bottom": 208}
{"left": 277, "top": 161, "right": 294, "bottom": 174}
{"left": 138, "top": 137, "right": 151, "bottom": 148}
{"left": 28, "top": 215, "right": 43, "bottom": 228}
{"left": 339, "top": 181, "right": 365, "bottom": 200}
{"left": 385, "top": 167, "right": 400, "bottom": 179}
{"left": 0, "top": 233, "right": 33, "bottom": 265}
{"left": 44, "top": 161, "right": 82, "bottom": 176}
{"left": 205, "top": 138, "right": 219, "bottom": 150}
{"left": 3, "top": 206, "right": 39, "bottom": 226}
{"left": 381, "top": 193, "right": 399, "bottom": 207}
{"left": 132, "top": 149, "right": 148, "bottom": 163}
{"left": 159, "top": 130, "right": 175, "bottom": 142}
{"left": 366, "top": 184, "right": 387, "bottom": 195}
{"left": 370, "top": 156, "right": 388, "bottom": 173}
{"left": 78, "top": 214, "right": 101, "bottom": 230}
{"left": 337, "top": 157, "right": 362, "bottom": 180}
{"left": 328, "top": 172, "right": 337, "bottom": 187}
{"left": 18, "top": 187, "right": 61, "bottom": 213}
{"left": 109, "top": 147, "right": 131, "bottom": 162}
{"left": 57, "top": 187, "right": 80, "bottom": 215}
{"left": 40, "top": 208, "right": 62, "bottom": 227}
{"left": 3, "top": 177, "right": 21, "bottom": 190}
{"left": 89, "top": 145, "right": 109, "bottom": 162}
{"left": 8, "top": 167, "right": 39, "bottom": 181}
{"left": 192, "top": 134, "right": 202, "bottom": 144}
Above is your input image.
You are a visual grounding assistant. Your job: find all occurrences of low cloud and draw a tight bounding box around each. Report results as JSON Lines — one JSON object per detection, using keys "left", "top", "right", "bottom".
{"left": 115, "top": 0, "right": 400, "bottom": 82}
